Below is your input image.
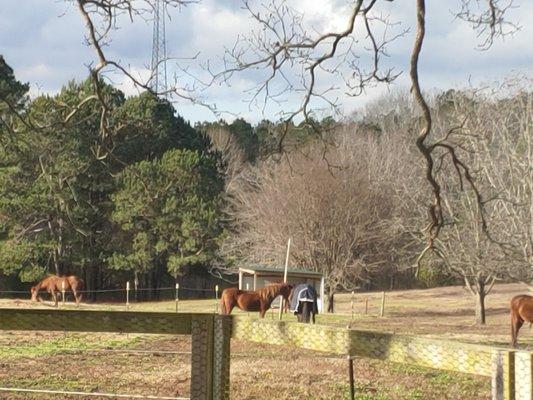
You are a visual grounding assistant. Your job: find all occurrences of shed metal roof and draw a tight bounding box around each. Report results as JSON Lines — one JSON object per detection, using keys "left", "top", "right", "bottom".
{"left": 239, "top": 265, "right": 323, "bottom": 278}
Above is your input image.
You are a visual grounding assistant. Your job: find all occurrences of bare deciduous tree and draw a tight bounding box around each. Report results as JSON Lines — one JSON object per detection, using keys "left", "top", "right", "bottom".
{"left": 398, "top": 82, "right": 531, "bottom": 324}
{"left": 439, "top": 81, "right": 532, "bottom": 288}
{"left": 203, "top": 126, "right": 248, "bottom": 192}
{"left": 205, "top": 0, "right": 518, "bottom": 257}
{"left": 223, "top": 128, "right": 416, "bottom": 311}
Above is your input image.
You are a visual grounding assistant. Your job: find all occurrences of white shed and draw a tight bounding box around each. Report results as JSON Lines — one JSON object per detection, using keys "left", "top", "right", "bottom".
{"left": 238, "top": 265, "right": 325, "bottom": 312}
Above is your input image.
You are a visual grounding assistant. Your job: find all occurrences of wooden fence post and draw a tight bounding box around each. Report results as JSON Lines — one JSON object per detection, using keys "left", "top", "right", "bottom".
{"left": 191, "top": 315, "right": 214, "bottom": 400}
{"left": 190, "top": 315, "right": 231, "bottom": 400}
{"left": 492, "top": 349, "right": 515, "bottom": 400}
{"left": 380, "top": 291, "right": 386, "bottom": 317}
{"left": 213, "top": 315, "right": 231, "bottom": 400}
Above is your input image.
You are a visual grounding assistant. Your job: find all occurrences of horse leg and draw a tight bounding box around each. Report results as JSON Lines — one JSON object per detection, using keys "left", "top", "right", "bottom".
{"left": 259, "top": 301, "right": 269, "bottom": 318}
{"left": 511, "top": 313, "right": 524, "bottom": 348}
{"left": 50, "top": 290, "right": 58, "bottom": 308}
{"left": 73, "top": 289, "right": 81, "bottom": 307}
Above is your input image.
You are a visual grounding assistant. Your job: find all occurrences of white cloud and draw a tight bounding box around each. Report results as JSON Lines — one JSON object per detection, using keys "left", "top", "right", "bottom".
{"left": 0, "top": 0, "right": 531, "bottom": 123}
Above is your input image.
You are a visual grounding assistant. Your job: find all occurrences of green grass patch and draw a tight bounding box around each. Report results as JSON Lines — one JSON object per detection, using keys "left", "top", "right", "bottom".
{"left": 0, "top": 333, "right": 143, "bottom": 359}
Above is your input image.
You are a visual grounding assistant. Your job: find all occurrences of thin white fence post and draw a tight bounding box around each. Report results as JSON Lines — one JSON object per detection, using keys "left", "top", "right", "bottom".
{"left": 61, "top": 281, "right": 66, "bottom": 305}
{"left": 365, "top": 298, "right": 369, "bottom": 315}
{"left": 380, "top": 291, "right": 386, "bottom": 317}
{"left": 215, "top": 285, "right": 219, "bottom": 314}
{"left": 175, "top": 283, "right": 179, "bottom": 313}
{"left": 350, "top": 291, "right": 355, "bottom": 322}
{"left": 246, "top": 283, "right": 250, "bottom": 316}
{"left": 126, "top": 281, "right": 130, "bottom": 311}
{"left": 279, "top": 237, "right": 291, "bottom": 321}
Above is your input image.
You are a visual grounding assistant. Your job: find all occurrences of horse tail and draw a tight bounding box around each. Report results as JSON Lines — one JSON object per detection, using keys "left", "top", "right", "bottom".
{"left": 220, "top": 296, "right": 226, "bottom": 315}
{"left": 511, "top": 305, "right": 518, "bottom": 348}
{"left": 77, "top": 278, "right": 84, "bottom": 303}
{"left": 510, "top": 295, "right": 523, "bottom": 347}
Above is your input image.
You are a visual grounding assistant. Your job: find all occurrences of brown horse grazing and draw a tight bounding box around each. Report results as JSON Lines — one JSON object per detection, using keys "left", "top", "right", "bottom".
{"left": 510, "top": 294, "right": 533, "bottom": 347}
{"left": 220, "top": 283, "right": 293, "bottom": 318}
{"left": 30, "top": 275, "right": 84, "bottom": 307}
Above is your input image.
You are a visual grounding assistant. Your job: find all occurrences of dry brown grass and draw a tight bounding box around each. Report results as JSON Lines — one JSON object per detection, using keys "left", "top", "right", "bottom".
{"left": 330, "top": 282, "right": 532, "bottom": 347}
{"left": 0, "top": 282, "right": 527, "bottom": 399}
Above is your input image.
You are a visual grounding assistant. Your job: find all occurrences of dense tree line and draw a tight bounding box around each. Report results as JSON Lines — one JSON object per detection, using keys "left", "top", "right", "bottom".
{"left": 0, "top": 57, "right": 226, "bottom": 297}
{"left": 0, "top": 56, "right": 333, "bottom": 297}
{"left": 1, "top": 55, "right": 531, "bottom": 324}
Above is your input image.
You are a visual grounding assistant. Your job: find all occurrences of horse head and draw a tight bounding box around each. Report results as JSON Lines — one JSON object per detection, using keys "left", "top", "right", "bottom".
{"left": 280, "top": 283, "right": 294, "bottom": 301}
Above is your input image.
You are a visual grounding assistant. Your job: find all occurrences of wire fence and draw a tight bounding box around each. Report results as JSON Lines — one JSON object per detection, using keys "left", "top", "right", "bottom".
{"left": 0, "top": 329, "right": 494, "bottom": 400}
{"left": 0, "top": 331, "right": 192, "bottom": 400}
{"left": 0, "top": 310, "right": 230, "bottom": 400}
{"left": 0, "top": 307, "right": 531, "bottom": 399}
{"left": 0, "top": 284, "right": 223, "bottom": 310}
{"left": 232, "top": 318, "right": 533, "bottom": 400}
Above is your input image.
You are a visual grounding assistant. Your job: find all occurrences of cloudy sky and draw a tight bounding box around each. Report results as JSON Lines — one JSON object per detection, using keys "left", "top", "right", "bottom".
{"left": 1, "top": 0, "right": 531, "bottom": 123}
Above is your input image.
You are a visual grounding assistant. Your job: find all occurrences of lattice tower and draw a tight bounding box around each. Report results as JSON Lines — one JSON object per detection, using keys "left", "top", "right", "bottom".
{"left": 150, "top": 0, "right": 168, "bottom": 95}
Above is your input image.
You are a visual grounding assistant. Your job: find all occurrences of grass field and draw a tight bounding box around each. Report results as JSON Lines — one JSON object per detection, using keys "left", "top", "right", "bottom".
{"left": 0, "top": 282, "right": 530, "bottom": 399}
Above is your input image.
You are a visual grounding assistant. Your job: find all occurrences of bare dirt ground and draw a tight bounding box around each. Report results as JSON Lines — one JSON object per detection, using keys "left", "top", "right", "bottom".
{"left": 0, "top": 282, "right": 528, "bottom": 399}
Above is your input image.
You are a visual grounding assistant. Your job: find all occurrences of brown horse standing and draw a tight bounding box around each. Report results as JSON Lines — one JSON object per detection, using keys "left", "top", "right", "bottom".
{"left": 30, "top": 275, "right": 84, "bottom": 307}
{"left": 510, "top": 294, "right": 533, "bottom": 347}
{"left": 220, "top": 283, "right": 293, "bottom": 318}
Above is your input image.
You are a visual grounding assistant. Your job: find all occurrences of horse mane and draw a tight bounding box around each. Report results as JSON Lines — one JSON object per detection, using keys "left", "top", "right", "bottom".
{"left": 256, "top": 283, "right": 287, "bottom": 301}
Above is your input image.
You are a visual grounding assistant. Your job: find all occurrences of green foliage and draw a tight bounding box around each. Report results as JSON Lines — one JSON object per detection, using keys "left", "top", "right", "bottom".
{"left": 110, "top": 148, "right": 224, "bottom": 277}
{"left": 113, "top": 93, "right": 208, "bottom": 164}
{"left": 0, "top": 59, "right": 225, "bottom": 287}
{"left": 0, "top": 55, "right": 29, "bottom": 113}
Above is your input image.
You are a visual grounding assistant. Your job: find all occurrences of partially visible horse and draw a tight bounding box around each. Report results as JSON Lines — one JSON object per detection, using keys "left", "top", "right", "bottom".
{"left": 510, "top": 294, "right": 533, "bottom": 347}
{"left": 289, "top": 283, "right": 319, "bottom": 324}
{"left": 220, "top": 283, "right": 293, "bottom": 318}
{"left": 30, "top": 275, "right": 84, "bottom": 307}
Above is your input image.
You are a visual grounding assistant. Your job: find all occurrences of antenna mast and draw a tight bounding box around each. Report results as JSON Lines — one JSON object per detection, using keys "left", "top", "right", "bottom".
{"left": 150, "top": 0, "right": 168, "bottom": 96}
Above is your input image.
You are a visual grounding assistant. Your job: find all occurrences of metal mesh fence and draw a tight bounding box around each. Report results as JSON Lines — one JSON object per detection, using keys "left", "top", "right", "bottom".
{"left": 232, "top": 318, "right": 533, "bottom": 400}
{"left": 0, "top": 310, "right": 231, "bottom": 400}
{"left": 0, "top": 307, "right": 532, "bottom": 400}
{"left": 513, "top": 351, "right": 533, "bottom": 400}
{"left": 0, "top": 331, "right": 192, "bottom": 399}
